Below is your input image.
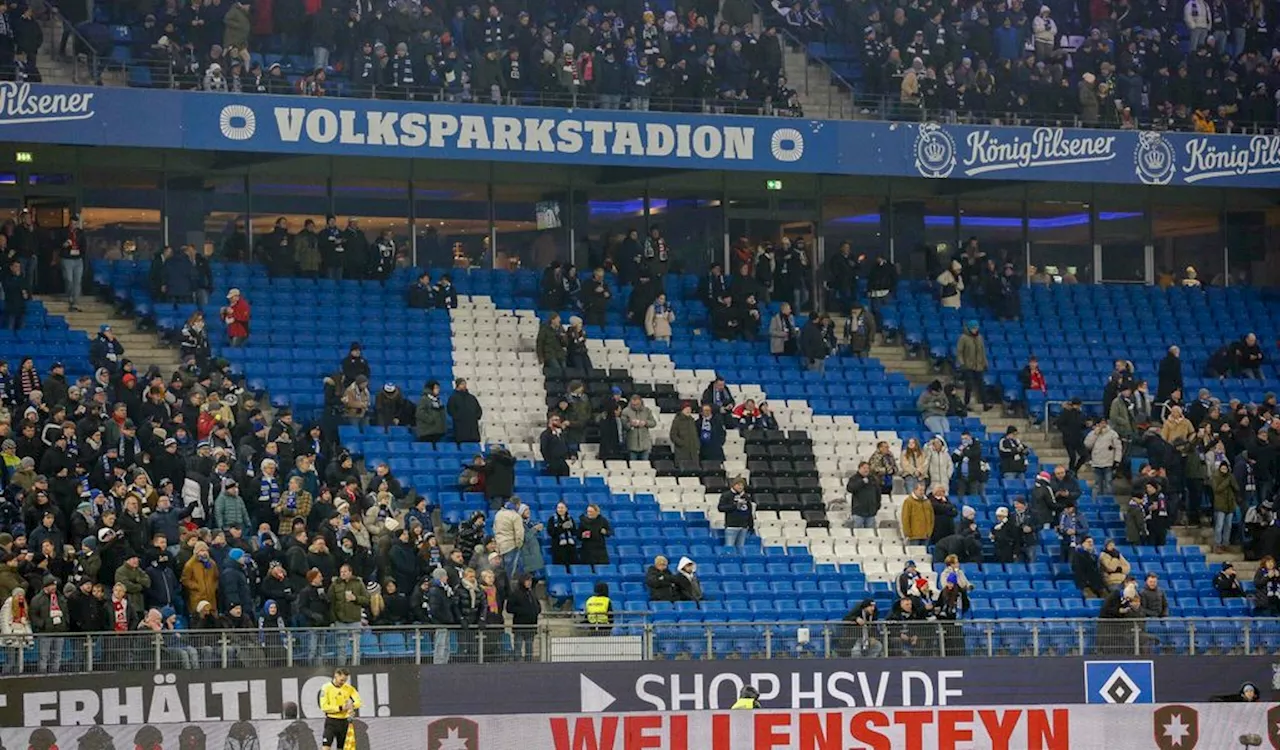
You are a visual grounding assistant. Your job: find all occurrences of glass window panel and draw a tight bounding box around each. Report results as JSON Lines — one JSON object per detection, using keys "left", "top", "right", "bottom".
{"left": 333, "top": 178, "right": 411, "bottom": 273}
{"left": 1096, "top": 199, "right": 1148, "bottom": 283}
{"left": 81, "top": 168, "right": 164, "bottom": 260}
{"left": 1029, "top": 202, "right": 1093, "bottom": 284}
{"left": 889, "top": 197, "right": 956, "bottom": 278}
{"left": 412, "top": 181, "right": 489, "bottom": 270}
{"left": 494, "top": 183, "right": 570, "bottom": 271}
{"left": 956, "top": 200, "right": 1024, "bottom": 283}
{"left": 167, "top": 173, "right": 248, "bottom": 261}
{"left": 1154, "top": 205, "right": 1222, "bottom": 287}
{"left": 822, "top": 195, "right": 888, "bottom": 265}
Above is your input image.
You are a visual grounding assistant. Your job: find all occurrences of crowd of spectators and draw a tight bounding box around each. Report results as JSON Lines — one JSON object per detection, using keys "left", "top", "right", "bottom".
{"left": 828, "top": 0, "right": 1280, "bottom": 128}
{"left": 73, "top": 0, "right": 803, "bottom": 115}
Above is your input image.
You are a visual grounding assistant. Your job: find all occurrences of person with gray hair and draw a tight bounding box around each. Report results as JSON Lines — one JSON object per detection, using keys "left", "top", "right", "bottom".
{"left": 427, "top": 567, "right": 460, "bottom": 664}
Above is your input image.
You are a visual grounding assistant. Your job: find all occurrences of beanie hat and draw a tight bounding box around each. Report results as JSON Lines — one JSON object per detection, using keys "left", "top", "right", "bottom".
{"left": 82, "top": 536, "right": 98, "bottom": 550}
{"left": 228, "top": 548, "right": 245, "bottom": 562}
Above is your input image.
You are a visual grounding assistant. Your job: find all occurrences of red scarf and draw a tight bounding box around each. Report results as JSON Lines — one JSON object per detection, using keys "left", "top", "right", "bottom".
{"left": 112, "top": 598, "right": 128, "bottom": 631}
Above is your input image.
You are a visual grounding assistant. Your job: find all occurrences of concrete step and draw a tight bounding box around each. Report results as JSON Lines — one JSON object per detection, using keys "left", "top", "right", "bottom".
{"left": 39, "top": 295, "right": 183, "bottom": 373}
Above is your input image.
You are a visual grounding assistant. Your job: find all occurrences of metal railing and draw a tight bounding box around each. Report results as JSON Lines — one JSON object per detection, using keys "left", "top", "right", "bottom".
{"left": 1040, "top": 399, "right": 1106, "bottom": 435}
{"left": 0, "top": 616, "right": 1272, "bottom": 673}
{"left": 46, "top": 5, "right": 104, "bottom": 86}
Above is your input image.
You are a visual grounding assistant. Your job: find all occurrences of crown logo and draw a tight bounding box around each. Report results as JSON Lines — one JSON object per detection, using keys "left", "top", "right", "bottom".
{"left": 914, "top": 123, "right": 956, "bottom": 179}
{"left": 1134, "top": 131, "right": 1175, "bottom": 185}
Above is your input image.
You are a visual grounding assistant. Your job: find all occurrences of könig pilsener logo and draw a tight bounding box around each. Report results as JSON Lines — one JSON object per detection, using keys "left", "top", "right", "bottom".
{"left": 1134, "top": 131, "right": 1176, "bottom": 185}
{"left": 915, "top": 123, "right": 956, "bottom": 178}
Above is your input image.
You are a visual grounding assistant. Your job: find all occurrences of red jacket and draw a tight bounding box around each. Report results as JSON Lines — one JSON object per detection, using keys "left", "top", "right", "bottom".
{"left": 224, "top": 298, "right": 251, "bottom": 339}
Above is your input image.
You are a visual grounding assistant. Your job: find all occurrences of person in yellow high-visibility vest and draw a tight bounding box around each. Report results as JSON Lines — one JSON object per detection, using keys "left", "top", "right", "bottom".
{"left": 731, "top": 685, "right": 761, "bottom": 710}
{"left": 319, "top": 667, "right": 362, "bottom": 750}
{"left": 584, "top": 581, "right": 613, "bottom": 632}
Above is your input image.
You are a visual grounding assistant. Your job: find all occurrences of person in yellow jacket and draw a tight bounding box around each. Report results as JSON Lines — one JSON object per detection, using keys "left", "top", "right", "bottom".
{"left": 319, "top": 668, "right": 362, "bottom": 750}
{"left": 731, "top": 685, "right": 761, "bottom": 710}
{"left": 584, "top": 581, "right": 613, "bottom": 632}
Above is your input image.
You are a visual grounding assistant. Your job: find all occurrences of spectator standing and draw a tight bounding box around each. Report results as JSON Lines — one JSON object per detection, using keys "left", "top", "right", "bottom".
{"left": 536, "top": 313, "right": 567, "bottom": 376}
{"left": 415, "top": 381, "right": 445, "bottom": 444}
{"left": 221, "top": 288, "right": 251, "bottom": 347}
{"left": 900, "top": 484, "right": 934, "bottom": 545}
{"left": 1005, "top": 496, "right": 1038, "bottom": 563}
{"left": 644, "top": 294, "right": 675, "bottom": 345}
{"left": 768, "top": 302, "right": 800, "bottom": 358}
{"left": 0, "top": 586, "right": 32, "bottom": 672}
{"left": 547, "top": 502, "right": 577, "bottom": 572}
{"left": 1156, "top": 346, "right": 1184, "bottom": 404}
{"left": 846, "top": 462, "right": 880, "bottom": 529}
{"left": 869, "top": 440, "right": 898, "bottom": 495}
{"left": 718, "top": 476, "right": 754, "bottom": 549}
{"left": 1084, "top": 418, "right": 1123, "bottom": 494}
{"left": 58, "top": 213, "right": 85, "bottom": 312}
{"left": 951, "top": 431, "right": 985, "bottom": 496}
{"left": 936, "top": 260, "right": 964, "bottom": 309}
{"left": 621, "top": 394, "right": 656, "bottom": 461}
{"left": 844, "top": 302, "right": 876, "bottom": 358}
{"left": 539, "top": 416, "right": 570, "bottom": 477}
{"left": 669, "top": 402, "right": 699, "bottom": 463}
{"left": 899, "top": 438, "right": 926, "bottom": 496}
{"left": 955, "top": 320, "right": 989, "bottom": 410}
{"left": 997, "top": 426, "right": 1029, "bottom": 479}
{"left": 341, "top": 375, "right": 371, "bottom": 432}
{"left": 1058, "top": 398, "right": 1087, "bottom": 472}
{"left": 493, "top": 500, "right": 525, "bottom": 578}
{"left": 577, "top": 504, "right": 611, "bottom": 568}
{"left": 29, "top": 575, "right": 66, "bottom": 673}
{"left": 2, "top": 258, "right": 29, "bottom": 332}
{"left": 928, "top": 485, "right": 957, "bottom": 543}
{"left": 925, "top": 436, "right": 953, "bottom": 492}
{"left": 1211, "top": 459, "right": 1239, "bottom": 552}
{"left": 447, "top": 378, "right": 483, "bottom": 444}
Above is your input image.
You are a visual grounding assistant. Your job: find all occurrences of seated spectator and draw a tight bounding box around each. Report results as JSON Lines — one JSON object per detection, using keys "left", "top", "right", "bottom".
{"left": 674, "top": 557, "right": 702, "bottom": 602}
{"left": 645, "top": 555, "right": 679, "bottom": 601}
{"left": 1071, "top": 536, "right": 1108, "bottom": 598}
{"left": 1139, "top": 572, "right": 1169, "bottom": 618}
{"left": 1056, "top": 504, "right": 1089, "bottom": 561}
{"left": 1232, "top": 333, "right": 1265, "bottom": 380}
{"left": 1254, "top": 556, "right": 1280, "bottom": 615}
{"left": 917, "top": 381, "right": 949, "bottom": 436}
{"left": 1100, "top": 580, "right": 1143, "bottom": 621}
{"left": 1099, "top": 539, "right": 1131, "bottom": 589}
{"left": 1018, "top": 357, "right": 1047, "bottom": 398}
{"left": 886, "top": 596, "right": 929, "bottom": 656}
{"left": 1213, "top": 562, "right": 1244, "bottom": 599}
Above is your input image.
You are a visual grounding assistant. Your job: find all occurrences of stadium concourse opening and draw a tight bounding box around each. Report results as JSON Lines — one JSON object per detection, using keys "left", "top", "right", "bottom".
{"left": 3, "top": 144, "right": 1278, "bottom": 284}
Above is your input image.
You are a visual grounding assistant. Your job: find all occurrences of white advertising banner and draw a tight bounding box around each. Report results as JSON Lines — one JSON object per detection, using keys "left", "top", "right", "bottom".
{"left": 0, "top": 702, "right": 1274, "bottom": 750}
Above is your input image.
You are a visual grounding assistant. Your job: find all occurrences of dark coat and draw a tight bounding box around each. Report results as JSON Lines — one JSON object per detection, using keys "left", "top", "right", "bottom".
{"left": 847, "top": 473, "right": 880, "bottom": 518}
{"left": 645, "top": 564, "right": 679, "bottom": 601}
{"left": 1156, "top": 353, "right": 1183, "bottom": 403}
{"left": 547, "top": 512, "right": 577, "bottom": 568}
{"left": 447, "top": 391, "right": 483, "bottom": 443}
{"left": 577, "top": 513, "right": 612, "bottom": 565}
{"left": 1071, "top": 547, "right": 1107, "bottom": 595}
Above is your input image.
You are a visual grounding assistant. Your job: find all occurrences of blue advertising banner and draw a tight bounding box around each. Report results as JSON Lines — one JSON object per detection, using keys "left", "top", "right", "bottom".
{"left": 3, "top": 83, "right": 1279, "bottom": 188}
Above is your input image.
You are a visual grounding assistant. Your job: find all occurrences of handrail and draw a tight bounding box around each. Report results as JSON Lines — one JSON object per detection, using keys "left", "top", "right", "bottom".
{"left": 0, "top": 615, "right": 1264, "bottom": 671}
{"left": 1041, "top": 399, "right": 1105, "bottom": 435}
{"left": 47, "top": 5, "right": 102, "bottom": 86}
{"left": 31, "top": 45, "right": 1280, "bottom": 135}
